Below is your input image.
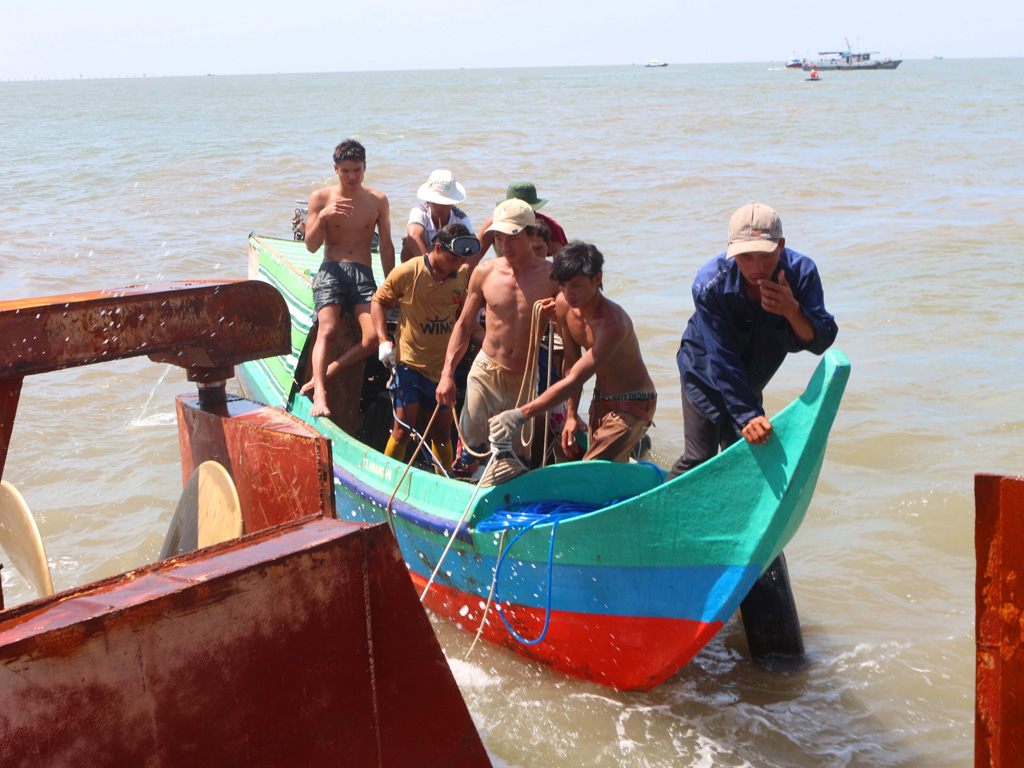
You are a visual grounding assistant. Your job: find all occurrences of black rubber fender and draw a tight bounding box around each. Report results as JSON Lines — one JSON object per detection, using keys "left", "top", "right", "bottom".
{"left": 739, "top": 550, "right": 806, "bottom": 666}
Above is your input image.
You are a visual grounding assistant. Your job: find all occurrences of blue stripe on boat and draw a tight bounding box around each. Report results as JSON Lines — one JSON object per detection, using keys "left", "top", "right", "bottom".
{"left": 331, "top": 476, "right": 758, "bottom": 624}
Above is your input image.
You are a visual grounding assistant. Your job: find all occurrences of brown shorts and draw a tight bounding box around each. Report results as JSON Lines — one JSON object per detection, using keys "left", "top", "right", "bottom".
{"left": 459, "top": 350, "right": 534, "bottom": 460}
{"left": 585, "top": 392, "right": 656, "bottom": 462}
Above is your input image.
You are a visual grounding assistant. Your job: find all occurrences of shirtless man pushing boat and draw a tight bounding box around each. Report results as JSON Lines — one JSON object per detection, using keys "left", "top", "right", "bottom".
{"left": 489, "top": 241, "right": 657, "bottom": 462}
{"left": 436, "top": 199, "right": 558, "bottom": 471}
{"left": 304, "top": 139, "right": 395, "bottom": 418}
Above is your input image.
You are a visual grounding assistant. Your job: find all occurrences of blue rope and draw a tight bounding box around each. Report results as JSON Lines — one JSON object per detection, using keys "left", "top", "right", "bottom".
{"left": 636, "top": 460, "right": 666, "bottom": 483}
{"left": 477, "top": 499, "right": 606, "bottom": 645}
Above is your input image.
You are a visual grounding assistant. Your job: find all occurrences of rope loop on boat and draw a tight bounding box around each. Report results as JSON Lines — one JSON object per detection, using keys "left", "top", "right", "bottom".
{"left": 476, "top": 499, "right": 608, "bottom": 646}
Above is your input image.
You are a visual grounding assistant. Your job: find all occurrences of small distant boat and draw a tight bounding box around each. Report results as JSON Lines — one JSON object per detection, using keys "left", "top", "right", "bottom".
{"left": 802, "top": 37, "right": 901, "bottom": 70}
{"left": 644, "top": 59, "right": 668, "bottom": 68}
{"left": 786, "top": 57, "right": 803, "bottom": 69}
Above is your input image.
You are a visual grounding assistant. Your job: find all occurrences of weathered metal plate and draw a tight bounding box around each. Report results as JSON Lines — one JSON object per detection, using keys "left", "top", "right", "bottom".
{"left": 176, "top": 394, "right": 334, "bottom": 533}
{"left": 975, "top": 473, "right": 1024, "bottom": 768}
{"left": 0, "top": 517, "right": 491, "bottom": 767}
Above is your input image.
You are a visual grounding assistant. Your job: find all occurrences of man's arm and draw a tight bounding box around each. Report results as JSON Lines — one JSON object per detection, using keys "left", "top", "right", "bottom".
{"left": 520, "top": 314, "right": 624, "bottom": 420}
{"left": 370, "top": 297, "right": 393, "bottom": 345}
{"left": 762, "top": 257, "right": 837, "bottom": 354}
{"left": 758, "top": 270, "right": 815, "bottom": 345}
{"left": 376, "top": 194, "right": 395, "bottom": 277}
{"left": 557, "top": 307, "right": 586, "bottom": 457}
{"left": 304, "top": 190, "right": 328, "bottom": 254}
{"left": 694, "top": 285, "right": 765, "bottom": 431}
{"left": 469, "top": 216, "right": 495, "bottom": 271}
{"left": 403, "top": 223, "right": 430, "bottom": 261}
{"left": 435, "top": 267, "right": 486, "bottom": 407}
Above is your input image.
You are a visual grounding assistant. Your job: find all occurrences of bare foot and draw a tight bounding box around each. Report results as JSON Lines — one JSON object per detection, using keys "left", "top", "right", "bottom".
{"left": 311, "top": 395, "right": 331, "bottom": 418}
{"left": 299, "top": 380, "right": 315, "bottom": 398}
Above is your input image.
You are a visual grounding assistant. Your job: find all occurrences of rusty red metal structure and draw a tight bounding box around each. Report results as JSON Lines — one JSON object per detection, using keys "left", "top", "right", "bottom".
{"left": 0, "top": 280, "right": 290, "bottom": 481}
{"left": 177, "top": 393, "right": 335, "bottom": 530}
{"left": 975, "top": 473, "right": 1024, "bottom": 768}
{"left": 0, "top": 517, "right": 491, "bottom": 766}
{"left": 0, "top": 281, "right": 492, "bottom": 767}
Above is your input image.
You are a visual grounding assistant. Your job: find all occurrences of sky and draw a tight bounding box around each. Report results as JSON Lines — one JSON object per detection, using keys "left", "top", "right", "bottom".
{"left": 2, "top": 0, "right": 1021, "bottom": 80}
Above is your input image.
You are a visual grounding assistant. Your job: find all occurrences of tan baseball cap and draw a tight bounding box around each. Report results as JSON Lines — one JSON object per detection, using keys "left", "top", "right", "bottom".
{"left": 485, "top": 198, "right": 537, "bottom": 236}
{"left": 726, "top": 202, "right": 783, "bottom": 258}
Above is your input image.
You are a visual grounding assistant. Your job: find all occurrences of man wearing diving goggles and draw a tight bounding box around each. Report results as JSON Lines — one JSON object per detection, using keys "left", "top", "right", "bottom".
{"left": 369, "top": 223, "right": 480, "bottom": 473}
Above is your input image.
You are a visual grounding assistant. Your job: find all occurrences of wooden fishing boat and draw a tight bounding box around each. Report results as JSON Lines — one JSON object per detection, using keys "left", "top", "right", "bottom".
{"left": 240, "top": 235, "right": 851, "bottom": 692}
{"left": 0, "top": 281, "right": 491, "bottom": 767}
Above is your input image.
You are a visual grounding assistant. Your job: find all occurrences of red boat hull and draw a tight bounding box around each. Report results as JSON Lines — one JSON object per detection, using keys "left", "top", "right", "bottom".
{"left": 413, "top": 572, "right": 723, "bottom": 691}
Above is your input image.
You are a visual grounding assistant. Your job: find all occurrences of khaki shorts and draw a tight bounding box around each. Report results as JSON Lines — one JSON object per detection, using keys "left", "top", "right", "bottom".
{"left": 460, "top": 351, "right": 533, "bottom": 460}
{"left": 585, "top": 394, "right": 656, "bottom": 462}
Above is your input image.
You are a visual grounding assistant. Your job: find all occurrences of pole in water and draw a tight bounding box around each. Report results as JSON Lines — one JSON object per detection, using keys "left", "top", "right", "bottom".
{"left": 739, "top": 551, "right": 806, "bottom": 666}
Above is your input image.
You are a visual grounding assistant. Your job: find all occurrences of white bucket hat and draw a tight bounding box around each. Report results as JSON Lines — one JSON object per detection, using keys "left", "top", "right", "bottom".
{"left": 416, "top": 169, "right": 467, "bottom": 205}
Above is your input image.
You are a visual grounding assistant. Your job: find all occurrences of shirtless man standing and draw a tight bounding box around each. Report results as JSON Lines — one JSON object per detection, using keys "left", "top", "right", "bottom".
{"left": 436, "top": 198, "right": 558, "bottom": 468}
{"left": 304, "top": 139, "right": 395, "bottom": 418}
{"left": 489, "top": 241, "right": 657, "bottom": 462}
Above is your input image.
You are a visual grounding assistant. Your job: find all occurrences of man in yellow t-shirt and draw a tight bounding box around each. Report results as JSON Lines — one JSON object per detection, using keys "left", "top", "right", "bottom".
{"left": 371, "top": 223, "right": 479, "bottom": 473}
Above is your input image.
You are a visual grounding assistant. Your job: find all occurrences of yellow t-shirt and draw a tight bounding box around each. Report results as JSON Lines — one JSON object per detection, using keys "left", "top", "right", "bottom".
{"left": 373, "top": 256, "right": 469, "bottom": 382}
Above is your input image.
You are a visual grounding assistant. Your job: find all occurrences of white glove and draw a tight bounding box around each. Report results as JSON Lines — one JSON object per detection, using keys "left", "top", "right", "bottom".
{"left": 378, "top": 341, "right": 395, "bottom": 367}
{"left": 489, "top": 408, "right": 526, "bottom": 445}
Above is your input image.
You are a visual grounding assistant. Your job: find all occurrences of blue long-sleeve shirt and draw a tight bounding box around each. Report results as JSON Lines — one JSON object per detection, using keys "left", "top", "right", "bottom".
{"left": 677, "top": 248, "right": 838, "bottom": 428}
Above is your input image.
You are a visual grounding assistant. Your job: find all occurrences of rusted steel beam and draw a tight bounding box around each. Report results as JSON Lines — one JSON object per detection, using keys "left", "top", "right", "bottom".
{"left": 976, "top": 473, "right": 1024, "bottom": 768}
{"left": 0, "top": 517, "right": 492, "bottom": 767}
{"left": 0, "top": 280, "right": 288, "bottom": 382}
{"left": 176, "top": 393, "right": 335, "bottom": 533}
{"left": 0, "top": 377, "right": 22, "bottom": 483}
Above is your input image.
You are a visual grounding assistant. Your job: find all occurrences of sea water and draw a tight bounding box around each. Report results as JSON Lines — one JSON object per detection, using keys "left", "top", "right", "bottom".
{"left": 2, "top": 59, "right": 1023, "bottom": 767}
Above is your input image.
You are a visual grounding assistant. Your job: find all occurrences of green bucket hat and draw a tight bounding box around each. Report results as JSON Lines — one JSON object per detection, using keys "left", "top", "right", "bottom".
{"left": 499, "top": 181, "right": 547, "bottom": 210}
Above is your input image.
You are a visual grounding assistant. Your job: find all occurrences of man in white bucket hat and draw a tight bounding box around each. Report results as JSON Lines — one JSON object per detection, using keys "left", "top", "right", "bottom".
{"left": 399, "top": 169, "right": 473, "bottom": 262}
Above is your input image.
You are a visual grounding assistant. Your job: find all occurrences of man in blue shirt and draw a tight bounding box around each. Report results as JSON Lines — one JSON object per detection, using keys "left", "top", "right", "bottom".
{"left": 668, "top": 202, "right": 837, "bottom": 479}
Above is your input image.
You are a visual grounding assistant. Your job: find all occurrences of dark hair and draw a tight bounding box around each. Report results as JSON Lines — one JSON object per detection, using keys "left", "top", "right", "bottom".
{"left": 435, "top": 222, "right": 471, "bottom": 249}
{"left": 550, "top": 240, "right": 604, "bottom": 286}
{"left": 533, "top": 218, "right": 551, "bottom": 243}
{"left": 333, "top": 139, "right": 366, "bottom": 165}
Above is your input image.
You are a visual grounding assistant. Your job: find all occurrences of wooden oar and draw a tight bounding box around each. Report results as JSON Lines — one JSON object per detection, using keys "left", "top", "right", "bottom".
{"left": 160, "top": 461, "right": 243, "bottom": 559}
{"left": 0, "top": 480, "right": 54, "bottom": 599}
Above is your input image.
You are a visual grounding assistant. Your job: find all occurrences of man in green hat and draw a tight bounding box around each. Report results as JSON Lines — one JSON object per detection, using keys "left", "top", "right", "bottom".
{"left": 473, "top": 181, "right": 567, "bottom": 267}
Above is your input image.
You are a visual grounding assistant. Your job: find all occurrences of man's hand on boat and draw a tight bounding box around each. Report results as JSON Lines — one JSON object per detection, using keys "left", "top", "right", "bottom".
{"left": 378, "top": 341, "right": 395, "bottom": 367}
{"left": 489, "top": 408, "right": 526, "bottom": 445}
{"left": 741, "top": 415, "right": 773, "bottom": 446}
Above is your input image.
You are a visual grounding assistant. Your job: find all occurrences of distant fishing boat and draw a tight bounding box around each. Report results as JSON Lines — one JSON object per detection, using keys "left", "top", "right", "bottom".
{"left": 645, "top": 59, "right": 668, "bottom": 68}
{"left": 786, "top": 56, "right": 803, "bottom": 69}
{"left": 802, "top": 37, "right": 901, "bottom": 70}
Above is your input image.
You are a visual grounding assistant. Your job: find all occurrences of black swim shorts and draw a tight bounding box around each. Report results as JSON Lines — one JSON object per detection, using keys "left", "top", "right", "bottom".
{"left": 312, "top": 260, "right": 377, "bottom": 316}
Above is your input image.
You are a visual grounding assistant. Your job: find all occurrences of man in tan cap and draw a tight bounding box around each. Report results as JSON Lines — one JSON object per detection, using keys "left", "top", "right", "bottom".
{"left": 436, "top": 198, "right": 558, "bottom": 472}
{"left": 400, "top": 169, "right": 473, "bottom": 262}
{"left": 668, "top": 202, "right": 838, "bottom": 478}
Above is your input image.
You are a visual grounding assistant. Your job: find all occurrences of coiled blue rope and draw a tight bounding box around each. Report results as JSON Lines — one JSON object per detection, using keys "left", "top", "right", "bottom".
{"left": 477, "top": 499, "right": 611, "bottom": 645}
